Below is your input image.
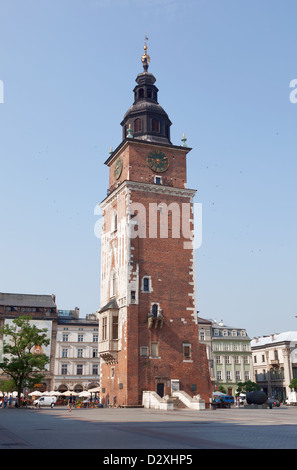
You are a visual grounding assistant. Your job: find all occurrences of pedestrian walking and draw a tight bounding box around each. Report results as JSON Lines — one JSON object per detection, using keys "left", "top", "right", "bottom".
{"left": 68, "top": 394, "right": 73, "bottom": 412}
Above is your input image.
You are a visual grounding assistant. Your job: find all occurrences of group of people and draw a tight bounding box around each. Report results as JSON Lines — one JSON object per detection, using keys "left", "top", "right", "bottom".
{"left": 0, "top": 396, "right": 28, "bottom": 408}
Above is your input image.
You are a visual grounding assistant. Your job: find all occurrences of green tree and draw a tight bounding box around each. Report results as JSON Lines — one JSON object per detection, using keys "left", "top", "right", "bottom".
{"left": 0, "top": 379, "right": 15, "bottom": 394}
{"left": 289, "top": 378, "right": 297, "bottom": 391}
{"left": 236, "top": 380, "right": 260, "bottom": 395}
{"left": 0, "top": 316, "right": 50, "bottom": 406}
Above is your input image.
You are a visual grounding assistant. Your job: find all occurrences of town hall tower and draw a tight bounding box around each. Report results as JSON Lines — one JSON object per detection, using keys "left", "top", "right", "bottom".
{"left": 98, "top": 42, "right": 211, "bottom": 406}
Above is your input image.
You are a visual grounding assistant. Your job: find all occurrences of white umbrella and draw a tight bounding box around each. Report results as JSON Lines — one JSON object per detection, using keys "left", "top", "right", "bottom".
{"left": 41, "top": 391, "right": 51, "bottom": 396}
{"left": 29, "top": 391, "right": 42, "bottom": 396}
{"left": 212, "top": 391, "right": 226, "bottom": 396}
{"left": 78, "top": 391, "right": 91, "bottom": 398}
{"left": 61, "top": 391, "right": 78, "bottom": 396}
{"left": 88, "top": 387, "right": 100, "bottom": 393}
{"left": 49, "top": 391, "right": 61, "bottom": 396}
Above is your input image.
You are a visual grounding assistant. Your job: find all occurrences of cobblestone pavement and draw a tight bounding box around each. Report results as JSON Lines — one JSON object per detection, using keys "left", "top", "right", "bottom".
{"left": 1, "top": 406, "right": 297, "bottom": 450}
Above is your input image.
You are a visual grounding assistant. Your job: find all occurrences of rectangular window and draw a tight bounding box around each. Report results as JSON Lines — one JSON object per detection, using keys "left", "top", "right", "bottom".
{"left": 274, "top": 350, "right": 279, "bottom": 360}
{"left": 151, "top": 342, "right": 158, "bottom": 358}
{"left": 61, "top": 364, "right": 68, "bottom": 375}
{"left": 217, "top": 371, "right": 222, "bottom": 381}
{"left": 234, "top": 355, "right": 239, "bottom": 364}
{"left": 183, "top": 343, "right": 191, "bottom": 360}
{"left": 243, "top": 355, "right": 249, "bottom": 364}
{"left": 226, "top": 370, "right": 231, "bottom": 381}
{"left": 155, "top": 176, "right": 162, "bottom": 185}
{"left": 62, "top": 334, "right": 69, "bottom": 342}
{"left": 199, "top": 332, "right": 205, "bottom": 341}
{"left": 93, "top": 334, "right": 98, "bottom": 342}
{"left": 92, "top": 348, "right": 98, "bottom": 358}
{"left": 131, "top": 291, "right": 136, "bottom": 303}
{"left": 235, "top": 370, "right": 241, "bottom": 381}
{"left": 102, "top": 317, "right": 107, "bottom": 341}
{"left": 77, "top": 348, "right": 83, "bottom": 358}
{"left": 78, "top": 334, "right": 84, "bottom": 342}
{"left": 77, "top": 364, "right": 83, "bottom": 375}
{"left": 140, "top": 346, "right": 149, "bottom": 357}
{"left": 92, "top": 364, "right": 99, "bottom": 375}
{"left": 225, "top": 355, "right": 230, "bottom": 364}
{"left": 216, "top": 355, "right": 221, "bottom": 364}
{"left": 112, "top": 315, "right": 118, "bottom": 340}
{"left": 62, "top": 348, "right": 68, "bottom": 358}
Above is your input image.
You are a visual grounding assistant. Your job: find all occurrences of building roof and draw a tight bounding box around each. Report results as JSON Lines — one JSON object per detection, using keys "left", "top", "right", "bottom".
{"left": 251, "top": 331, "right": 297, "bottom": 348}
{"left": 197, "top": 316, "right": 212, "bottom": 325}
{"left": 58, "top": 318, "right": 98, "bottom": 326}
{"left": 99, "top": 298, "right": 119, "bottom": 313}
{"left": 0, "top": 292, "right": 56, "bottom": 308}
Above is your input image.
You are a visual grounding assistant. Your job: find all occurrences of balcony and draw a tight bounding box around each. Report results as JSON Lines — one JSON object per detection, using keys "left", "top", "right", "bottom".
{"left": 98, "top": 339, "right": 119, "bottom": 364}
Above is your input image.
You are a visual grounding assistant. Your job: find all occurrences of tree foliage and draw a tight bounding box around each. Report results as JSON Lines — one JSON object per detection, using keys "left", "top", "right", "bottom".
{"left": 289, "top": 378, "right": 297, "bottom": 390}
{"left": 236, "top": 380, "right": 260, "bottom": 395}
{"left": 0, "top": 316, "right": 50, "bottom": 405}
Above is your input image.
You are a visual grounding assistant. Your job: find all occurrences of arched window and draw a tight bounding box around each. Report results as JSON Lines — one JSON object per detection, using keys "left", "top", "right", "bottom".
{"left": 143, "top": 277, "right": 150, "bottom": 292}
{"left": 114, "top": 211, "right": 117, "bottom": 231}
{"left": 139, "top": 88, "right": 144, "bottom": 98}
{"left": 134, "top": 118, "right": 142, "bottom": 132}
{"left": 111, "top": 271, "right": 116, "bottom": 298}
{"left": 152, "top": 304, "right": 158, "bottom": 317}
{"left": 112, "top": 210, "right": 117, "bottom": 232}
{"left": 152, "top": 118, "right": 160, "bottom": 132}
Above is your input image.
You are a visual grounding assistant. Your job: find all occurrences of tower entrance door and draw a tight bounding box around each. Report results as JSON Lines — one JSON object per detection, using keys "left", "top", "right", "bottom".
{"left": 157, "top": 383, "right": 164, "bottom": 398}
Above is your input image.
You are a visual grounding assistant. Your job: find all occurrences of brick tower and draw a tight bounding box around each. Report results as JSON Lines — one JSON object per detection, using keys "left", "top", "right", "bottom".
{"left": 98, "top": 41, "right": 211, "bottom": 406}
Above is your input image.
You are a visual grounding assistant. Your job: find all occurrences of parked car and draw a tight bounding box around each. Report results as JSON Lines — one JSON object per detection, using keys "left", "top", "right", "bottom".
{"left": 33, "top": 396, "right": 57, "bottom": 408}
{"left": 212, "top": 394, "right": 234, "bottom": 409}
{"left": 267, "top": 397, "right": 280, "bottom": 408}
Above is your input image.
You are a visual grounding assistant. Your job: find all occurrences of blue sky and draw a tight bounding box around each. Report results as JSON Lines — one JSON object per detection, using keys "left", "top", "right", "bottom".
{"left": 0, "top": 0, "right": 296, "bottom": 338}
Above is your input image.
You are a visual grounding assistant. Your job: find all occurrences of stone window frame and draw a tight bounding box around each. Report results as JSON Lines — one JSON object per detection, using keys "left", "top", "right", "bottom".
{"left": 141, "top": 276, "right": 152, "bottom": 293}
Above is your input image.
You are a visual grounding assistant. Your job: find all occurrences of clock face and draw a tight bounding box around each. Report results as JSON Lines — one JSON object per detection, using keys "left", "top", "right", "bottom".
{"left": 114, "top": 157, "right": 123, "bottom": 179}
{"left": 146, "top": 150, "right": 169, "bottom": 173}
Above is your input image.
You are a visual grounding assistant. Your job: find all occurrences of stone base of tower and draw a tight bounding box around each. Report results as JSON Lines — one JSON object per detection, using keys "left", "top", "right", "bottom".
{"left": 99, "top": 342, "right": 212, "bottom": 409}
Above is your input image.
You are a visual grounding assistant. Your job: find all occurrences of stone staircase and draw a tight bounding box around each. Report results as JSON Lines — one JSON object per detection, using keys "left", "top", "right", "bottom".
{"left": 142, "top": 390, "right": 206, "bottom": 410}
{"left": 170, "top": 395, "right": 188, "bottom": 410}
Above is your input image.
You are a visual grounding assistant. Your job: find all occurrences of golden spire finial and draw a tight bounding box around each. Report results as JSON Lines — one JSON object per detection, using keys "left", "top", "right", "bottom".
{"left": 141, "top": 33, "right": 150, "bottom": 72}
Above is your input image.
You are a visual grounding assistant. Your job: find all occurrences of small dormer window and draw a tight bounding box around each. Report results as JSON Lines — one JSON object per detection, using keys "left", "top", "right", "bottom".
{"left": 152, "top": 118, "right": 160, "bottom": 132}
{"left": 134, "top": 118, "right": 141, "bottom": 132}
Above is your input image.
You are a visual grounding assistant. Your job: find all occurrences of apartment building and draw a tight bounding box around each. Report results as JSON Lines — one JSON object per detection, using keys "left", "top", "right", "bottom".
{"left": 198, "top": 317, "right": 253, "bottom": 396}
{"left": 53, "top": 309, "right": 100, "bottom": 393}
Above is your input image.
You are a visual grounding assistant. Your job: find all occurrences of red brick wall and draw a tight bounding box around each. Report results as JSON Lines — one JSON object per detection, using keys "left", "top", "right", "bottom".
{"left": 100, "top": 140, "right": 212, "bottom": 406}
{"left": 108, "top": 141, "right": 188, "bottom": 193}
